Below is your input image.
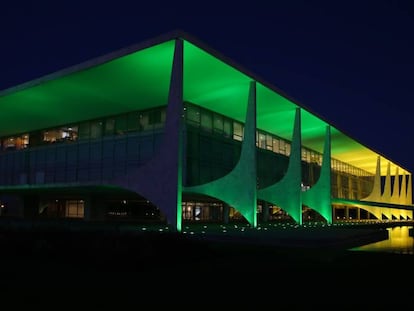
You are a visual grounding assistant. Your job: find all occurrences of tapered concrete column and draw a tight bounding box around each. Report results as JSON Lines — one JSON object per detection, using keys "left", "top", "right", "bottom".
{"left": 400, "top": 174, "right": 407, "bottom": 205}
{"left": 363, "top": 206, "right": 382, "bottom": 220}
{"left": 184, "top": 81, "right": 258, "bottom": 228}
{"left": 302, "top": 125, "right": 332, "bottom": 223}
{"left": 362, "top": 156, "right": 382, "bottom": 202}
{"left": 258, "top": 108, "right": 302, "bottom": 224}
{"left": 407, "top": 174, "right": 412, "bottom": 205}
{"left": 382, "top": 162, "right": 392, "bottom": 202}
{"left": 391, "top": 168, "right": 400, "bottom": 204}
{"left": 111, "top": 39, "right": 184, "bottom": 231}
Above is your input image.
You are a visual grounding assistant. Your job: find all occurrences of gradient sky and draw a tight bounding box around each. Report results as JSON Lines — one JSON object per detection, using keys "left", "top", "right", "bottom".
{"left": 1, "top": 0, "right": 413, "bottom": 172}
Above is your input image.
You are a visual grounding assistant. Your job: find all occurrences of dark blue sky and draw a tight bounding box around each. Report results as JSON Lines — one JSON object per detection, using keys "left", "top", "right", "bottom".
{"left": 1, "top": 0, "right": 413, "bottom": 172}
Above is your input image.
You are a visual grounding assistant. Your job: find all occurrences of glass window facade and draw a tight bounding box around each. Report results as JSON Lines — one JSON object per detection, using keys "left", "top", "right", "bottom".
{"left": 0, "top": 101, "right": 374, "bottom": 201}
{"left": 0, "top": 106, "right": 166, "bottom": 149}
{"left": 182, "top": 102, "right": 374, "bottom": 200}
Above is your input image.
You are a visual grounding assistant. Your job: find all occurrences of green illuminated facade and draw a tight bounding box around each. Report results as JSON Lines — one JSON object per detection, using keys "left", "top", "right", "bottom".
{"left": 0, "top": 31, "right": 412, "bottom": 230}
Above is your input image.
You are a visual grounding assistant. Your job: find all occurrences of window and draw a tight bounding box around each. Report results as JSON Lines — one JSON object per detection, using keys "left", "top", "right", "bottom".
{"left": 233, "top": 122, "right": 243, "bottom": 141}
{"left": 149, "top": 109, "right": 162, "bottom": 129}
{"left": 161, "top": 108, "right": 166, "bottom": 124}
{"left": 200, "top": 111, "right": 212, "bottom": 132}
{"left": 151, "top": 107, "right": 167, "bottom": 129}
{"left": 148, "top": 107, "right": 166, "bottom": 129}
{"left": 223, "top": 119, "right": 232, "bottom": 138}
{"left": 78, "top": 122, "right": 91, "bottom": 140}
{"left": 258, "top": 132, "right": 266, "bottom": 149}
{"left": 186, "top": 105, "right": 200, "bottom": 126}
{"left": 213, "top": 114, "right": 223, "bottom": 134}
{"left": 139, "top": 111, "right": 152, "bottom": 131}
{"left": 90, "top": 121, "right": 103, "bottom": 139}
{"left": 63, "top": 126, "right": 78, "bottom": 141}
{"left": 2, "top": 137, "right": 16, "bottom": 150}
{"left": 2, "top": 134, "right": 29, "bottom": 150}
{"left": 279, "top": 139, "right": 286, "bottom": 154}
{"left": 105, "top": 119, "right": 115, "bottom": 136}
{"left": 65, "top": 200, "right": 84, "bottom": 218}
{"left": 266, "top": 134, "right": 273, "bottom": 151}
{"left": 285, "top": 142, "right": 291, "bottom": 156}
{"left": 127, "top": 112, "right": 140, "bottom": 132}
{"left": 302, "top": 149, "right": 308, "bottom": 161}
{"left": 115, "top": 115, "right": 128, "bottom": 134}
{"left": 272, "top": 138, "right": 280, "bottom": 153}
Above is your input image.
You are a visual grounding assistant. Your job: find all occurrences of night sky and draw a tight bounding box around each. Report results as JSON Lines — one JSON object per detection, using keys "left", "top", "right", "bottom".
{"left": 1, "top": 0, "right": 413, "bottom": 173}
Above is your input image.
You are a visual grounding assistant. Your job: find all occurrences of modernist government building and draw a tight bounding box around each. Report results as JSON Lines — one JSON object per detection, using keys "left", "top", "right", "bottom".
{"left": 0, "top": 31, "right": 412, "bottom": 232}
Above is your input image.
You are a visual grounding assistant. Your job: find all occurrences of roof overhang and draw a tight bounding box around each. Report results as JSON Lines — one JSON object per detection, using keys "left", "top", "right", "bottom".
{"left": 0, "top": 30, "right": 410, "bottom": 176}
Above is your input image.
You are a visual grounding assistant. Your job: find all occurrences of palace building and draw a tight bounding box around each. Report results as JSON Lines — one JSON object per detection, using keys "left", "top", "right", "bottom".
{"left": 0, "top": 30, "right": 412, "bottom": 231}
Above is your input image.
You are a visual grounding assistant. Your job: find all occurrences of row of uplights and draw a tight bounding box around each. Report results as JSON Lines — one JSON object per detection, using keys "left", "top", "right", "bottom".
{"left": 135, "top": 219, "right": 393, "bottom": 235}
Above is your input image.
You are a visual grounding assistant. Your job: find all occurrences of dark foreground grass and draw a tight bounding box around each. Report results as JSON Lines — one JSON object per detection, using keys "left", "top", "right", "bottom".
{"left": 0, "top": 227, "right": 413, "bottom": 308}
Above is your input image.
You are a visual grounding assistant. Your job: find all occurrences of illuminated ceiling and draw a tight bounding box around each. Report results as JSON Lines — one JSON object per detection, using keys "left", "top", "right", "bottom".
{"left": 0, "top": 40, "right": 175, "bottom": 135}
{"left": 183, "top": 41, "right": 408, "bottom": 175}
{"left": 0, "top": 33, "right": 408, "bottom": 175}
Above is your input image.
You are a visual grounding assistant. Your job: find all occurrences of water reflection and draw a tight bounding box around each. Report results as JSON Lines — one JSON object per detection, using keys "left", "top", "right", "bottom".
{"left": 351, "top": 226, "right": 414, "bottom": 255}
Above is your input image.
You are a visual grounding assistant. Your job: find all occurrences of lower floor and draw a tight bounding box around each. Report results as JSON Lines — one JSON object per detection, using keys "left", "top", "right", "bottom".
{"left": 1, "top": 190, "right": 412, "bottom": 224}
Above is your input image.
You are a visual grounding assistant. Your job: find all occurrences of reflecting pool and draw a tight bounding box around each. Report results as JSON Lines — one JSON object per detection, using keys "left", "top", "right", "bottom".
{"left": 351, "top": 226, "right": 414, "bottom": 255}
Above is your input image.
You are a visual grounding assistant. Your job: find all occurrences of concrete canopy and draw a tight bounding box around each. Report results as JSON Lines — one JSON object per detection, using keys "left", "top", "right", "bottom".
{"left": 0, "top": 30, "right": 409, "bottom": 176}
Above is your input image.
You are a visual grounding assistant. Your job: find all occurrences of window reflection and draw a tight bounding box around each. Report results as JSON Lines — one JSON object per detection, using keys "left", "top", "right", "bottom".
{"left": 2, "top": 134, "right": 29, "bottom": 150}
{"left": 43, "top": 126, "right": 78, "bottom": 143}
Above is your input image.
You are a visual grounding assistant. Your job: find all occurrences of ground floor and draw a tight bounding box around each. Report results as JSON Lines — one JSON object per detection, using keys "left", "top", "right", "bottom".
{"left": 1, "top": 190, "right": 411, "bottom": 225}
